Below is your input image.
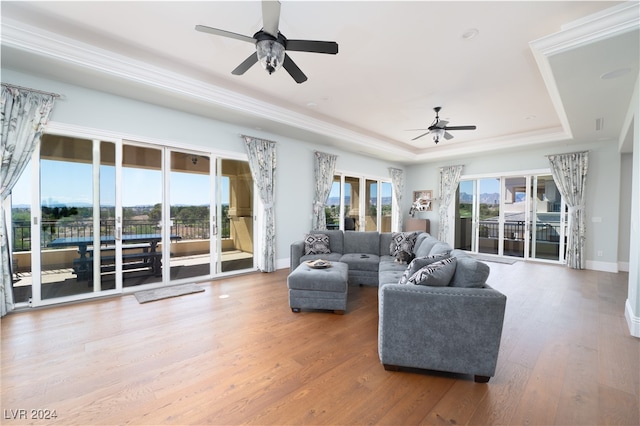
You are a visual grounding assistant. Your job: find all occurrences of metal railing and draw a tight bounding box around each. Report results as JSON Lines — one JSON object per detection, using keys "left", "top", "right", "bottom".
{"left": 12, "top": 217, "right": 231, "bottom": 252}
{"left": 478, "top": 220, "right": 562, "bottom": 242}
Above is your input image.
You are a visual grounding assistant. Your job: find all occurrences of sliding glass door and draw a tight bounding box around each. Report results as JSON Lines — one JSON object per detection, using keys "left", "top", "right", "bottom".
{"left": 38, "top": 135, "right": 117, "bottom": 300}
{"left": 120, "top": 143, "right": 164, "bottom": 288}
{"left": 326, "top": 174, "right": 394, "bottom": 232}
{"left": 9, "top": 133, "right": 255, "bottom": 308}
{"left": 219, "top": 159, "right": 254, "bottom": 273}
{"left": 454, "top": 173, "right": 566, "bottom": 263}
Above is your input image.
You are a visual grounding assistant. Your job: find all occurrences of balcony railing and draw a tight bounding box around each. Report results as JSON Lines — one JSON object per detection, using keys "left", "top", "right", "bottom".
{"left": 12, "top": 218, "right": 230, "bottom": 252}
{"left": 478, "top": 220, "right": 562, "bottom": 242}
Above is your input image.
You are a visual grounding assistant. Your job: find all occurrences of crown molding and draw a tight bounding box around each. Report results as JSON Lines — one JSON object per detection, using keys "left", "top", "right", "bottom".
{"left": 531, "top": 1, "right": 639, "bottom": 56}
{"left": 2, "top": 18, "right": 414, "bottom": 161}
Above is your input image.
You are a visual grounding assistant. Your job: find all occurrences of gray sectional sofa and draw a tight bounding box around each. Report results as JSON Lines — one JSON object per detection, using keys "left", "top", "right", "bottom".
{"left": 289, "top": 230, "right": 507, "bottom": 383}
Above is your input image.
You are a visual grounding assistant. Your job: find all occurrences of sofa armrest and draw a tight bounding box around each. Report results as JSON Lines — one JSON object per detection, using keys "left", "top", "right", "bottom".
{"left": 378, "top": 283, "right": 506, "bottom": 379}
{"left": 290, "top": 240, "right": 305, "bottom": 272}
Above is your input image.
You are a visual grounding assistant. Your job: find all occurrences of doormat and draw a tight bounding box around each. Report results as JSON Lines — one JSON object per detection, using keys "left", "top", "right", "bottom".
{"left": 471, "top": 254, "right": 519, "bottom": 265}
{"left": 135, "top": 284, "right": 204, "bottom": 304}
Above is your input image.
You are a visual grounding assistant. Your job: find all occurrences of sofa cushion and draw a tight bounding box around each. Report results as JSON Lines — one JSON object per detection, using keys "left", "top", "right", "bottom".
{"left": 309, "top": 230, "right": 344, "bottom": 254}
{"left": 344, "top": 231, "right": 379, "bottom": 255}
{"left": 413, "top": 232, "right": 430, "bottom": 255}
{"left": 389, "top": 232, "right": 418, "bottom": 256}
{"left": 339, "top": 253, "right": 380, "bottom": 272}
{"left": 429, "top": 241, "right": 452, "bottom": 256}
{"left": 408, "top": 257, "right": 457, "bottom": 287}
{"left": 449, "top": 251, "right": 490, "bottom": 288}
{"left": 414, "top": 236, "right": 439, "bottom": 257}
{"left": 399, "top": 252, "right": 451, "bottom": 285}
{"left": 304, "top": 233, "right": 331, "bottom": 255}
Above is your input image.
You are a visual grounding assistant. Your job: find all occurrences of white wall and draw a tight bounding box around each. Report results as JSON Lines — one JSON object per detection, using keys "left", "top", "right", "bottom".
{"left": 405, "top": 140, "right": 623, "bottom": 272}
{"left": 625, "top": 76, "right": 640, "bottom": 338}
{"left": 2, "top": 68, "right": 403, "bottom": 269}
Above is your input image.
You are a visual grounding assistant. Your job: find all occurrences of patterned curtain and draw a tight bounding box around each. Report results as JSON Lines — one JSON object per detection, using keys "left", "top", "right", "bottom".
{"left": 547, "top": 151, "right": 588, "bottom": 269}
{"left": 438, "top": 165, "right": 463, "bottom": 242}
{"left": 389, "top": 167, "right": 404, "bottom": 232}
{"left": 1, "top": 84, "right": 57, "bottom": 317}
{"left": 312, "top": 151, "right": 337, "bottom": 231}
{"left": 243, "top": 135, "right": 277, "bottom": 272}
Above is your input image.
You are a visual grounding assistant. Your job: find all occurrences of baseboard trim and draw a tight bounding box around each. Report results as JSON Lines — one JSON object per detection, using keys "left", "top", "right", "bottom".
{"left": 585, "top": 260, "right": 618, "bottom": 273}
{"left": 625, "top": 299, "right": 640, "bottom": 338}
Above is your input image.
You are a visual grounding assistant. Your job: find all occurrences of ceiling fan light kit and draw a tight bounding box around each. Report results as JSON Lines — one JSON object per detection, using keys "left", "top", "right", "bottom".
{"left": 256, "top": 35, "right": 285, "bottom": 74}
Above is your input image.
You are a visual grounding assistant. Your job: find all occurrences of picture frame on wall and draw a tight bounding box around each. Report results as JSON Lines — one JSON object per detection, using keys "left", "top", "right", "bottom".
{"left": 413, "top": 190, "right": 433, "bottom": 211}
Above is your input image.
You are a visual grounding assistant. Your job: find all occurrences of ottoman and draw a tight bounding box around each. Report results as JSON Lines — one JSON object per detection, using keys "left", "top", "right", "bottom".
{"left": 287, "top": 261, "right": 349, "bottom": 314}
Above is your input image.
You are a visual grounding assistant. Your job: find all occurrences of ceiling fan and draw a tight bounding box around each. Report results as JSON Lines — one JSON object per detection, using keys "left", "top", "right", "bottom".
{"left": 411, "top": 107, "right": 477, "bottom": 144}
{"left": 195, "top": 0, "right": 338, "bottom": 83}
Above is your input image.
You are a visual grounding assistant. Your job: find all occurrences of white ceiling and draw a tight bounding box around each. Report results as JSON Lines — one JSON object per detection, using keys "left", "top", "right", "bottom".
{"left": 2, "top": 1, "right": 638, "bottom": 164}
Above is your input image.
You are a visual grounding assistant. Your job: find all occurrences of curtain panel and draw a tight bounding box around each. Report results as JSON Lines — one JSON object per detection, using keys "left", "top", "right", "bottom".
{"left": 243, "top": 135, "right": 277, "bottom": 272}
{"left": 437, "top": 165, "right": 463, "bottom": 242}
{"left": 312, "top": 151, "right": 337, "bottom": 231}
{"left": 547, "top": 151, "right": 589, "bottom": 269}
{"left": 1, "top": 84, "right": 57, "bottom": 317}
{"left": 389, "top": 167, "right": 404, "bottom": 232}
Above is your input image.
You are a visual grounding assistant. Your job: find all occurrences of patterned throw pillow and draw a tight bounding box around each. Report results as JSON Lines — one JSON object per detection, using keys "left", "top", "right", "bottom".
{"left": 304, "top": 234, "right": 331, "bottom": 255}
{"left": 390, "top": 232, "right": 418, "bottom": 257}
{"left": 399, "top": 253, "right": 450, "bottom": 285}
{"left": 407, "top": 257, "right": 457, "bottom": 287}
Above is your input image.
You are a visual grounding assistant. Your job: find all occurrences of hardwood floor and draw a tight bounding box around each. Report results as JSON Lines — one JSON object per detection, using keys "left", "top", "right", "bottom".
{"left": 2, "top": 261, "right": 638, "bottom": 425}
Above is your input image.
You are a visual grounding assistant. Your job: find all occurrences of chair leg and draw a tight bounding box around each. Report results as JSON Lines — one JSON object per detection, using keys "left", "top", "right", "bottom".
{"left": 474, "top": 375, "right": 490, "bottom": 383}
{"left": 291, "top": 308, "right": 301, "bottom": 313}
{"left": 383, "top": 364, "right": 401, "bottom": 371}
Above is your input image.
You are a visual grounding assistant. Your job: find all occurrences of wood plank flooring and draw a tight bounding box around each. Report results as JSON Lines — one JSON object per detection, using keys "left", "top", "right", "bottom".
{"left": 1, "top": 261, "right": 638, "bottom": 425}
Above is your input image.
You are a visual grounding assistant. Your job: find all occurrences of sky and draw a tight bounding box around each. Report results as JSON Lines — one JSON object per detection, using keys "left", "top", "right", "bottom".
{"left": 13, "top": 160, "right": 230, "bottom": 207}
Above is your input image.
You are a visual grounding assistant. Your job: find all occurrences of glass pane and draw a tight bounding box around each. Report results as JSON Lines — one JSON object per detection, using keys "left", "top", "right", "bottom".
{"left": 344, "top": 176, "right": 360, "bottom": 231}
{"left": 11, "top": 159, "right": 32, "bottom": 303}
{"left": 98, "top": 142, "right": 116, "bottom": 290}
{"left": 503, "top": 177, "right": 526, "bottom": 258}
{"left": 169, "top": 151, "right": 211, "bottom": 280}
{"left": 478, "top": 178, "right": 500, "bottom": 255}
{"left": 454, "top": 180, "right": 474, "bottom": 251}
{"left": 122, "top": 144, "right": 163, "bottom": 287}
{"left": 40, "top": 135, "right": 95, "bottom": 299}
{"left": 220, "top": 159, "right": 254, "bottom": 273}
{"left": 365, "top": 179, "right": 377, "bottom": 231}
{"left": 380, "top": 182, "right": 392, "bottom": 233}
{"left": 325, "top": 177, "right": 340, "bottom": 230}
{"left": 530, "top": 175, "right": 563, "bottom": 260}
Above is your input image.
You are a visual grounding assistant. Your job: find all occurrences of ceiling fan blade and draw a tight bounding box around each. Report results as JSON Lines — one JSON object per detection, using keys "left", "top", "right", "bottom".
{"left": 286, "top": 39, "right": 339, "bottom": 54}
{"left": 261, "top": 0, "right": 281, "bottom": 38}
{"left": 444, "top": 125, "right": 477, "bottom": 130}
{"left": 195, "top": 25, "right": 256, "bottom": 44}
{"left": 282, "top": 54, "right": 308, "bottom": 83}
{"left": 231, "top": 52, "right": 258, "bottom": 75}
{"left": 444, "top": 132, "right": 454, "bottom": 140}
{"left": 412, "top": 132, "right": 431, "bottom": 141}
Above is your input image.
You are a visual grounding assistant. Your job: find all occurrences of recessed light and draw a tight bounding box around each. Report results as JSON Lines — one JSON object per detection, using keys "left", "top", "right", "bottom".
{"left": 525, "top": 115, "right": 536, "bottom": 120}
{"left": 600, "top": 68, "right": 631, "bottom": 80}
{"left": 306, "top": 102, "right": 318, "bottom": 108}
{"left": 462, "top": 28, "right": 479, "bottom": 40}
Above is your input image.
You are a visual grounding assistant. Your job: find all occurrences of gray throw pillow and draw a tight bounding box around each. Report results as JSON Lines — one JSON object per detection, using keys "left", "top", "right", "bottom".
{"left": 390, "top": 232, "right": 418, "bottom": 256}
{"left": 398, "top": 252, "right": 450, "bottom": 285}
{"left": 407, "top": 257, "right": 457, "bottom": 286}
{"left": 304, "top": 234, "right": 330, "bottom": 255}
